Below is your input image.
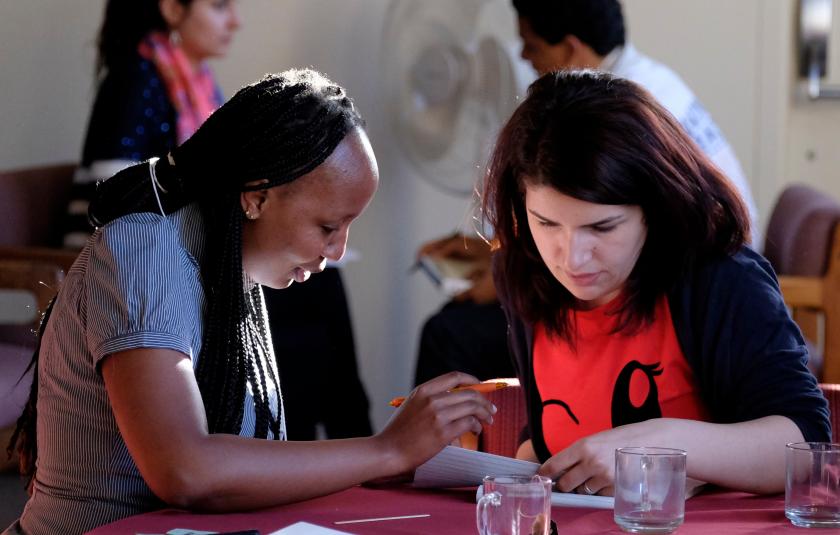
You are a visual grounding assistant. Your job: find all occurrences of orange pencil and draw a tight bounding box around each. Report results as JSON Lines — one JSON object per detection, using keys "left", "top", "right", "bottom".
{"left": 388, "top": 381, "right": 509, "bottom": 408}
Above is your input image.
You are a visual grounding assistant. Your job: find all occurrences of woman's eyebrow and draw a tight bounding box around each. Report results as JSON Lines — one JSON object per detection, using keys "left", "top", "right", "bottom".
{"left": 527, "top": 208, "right": 624, "bottom": 227}
{"left": 527, "top": 208, "right": 556, "bottom": 223}
{"left": 586, "top": 215, "right": 624, "bottom": 227}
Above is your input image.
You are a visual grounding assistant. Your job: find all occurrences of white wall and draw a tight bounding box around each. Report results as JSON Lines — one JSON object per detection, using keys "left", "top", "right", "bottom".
{"left": 626, "top": 0, "right": 840, "bottom": 222}
{"left": 0, "top": 1, "right": 101, "bottom": 168}
{"left": 2, "top": 0, "right": 840, "bottom": 432}
{"left": 786, "top": 0, "right": 840, "bottom": 204}
{"left": 625, "top": 1, "right": 761, "bottom": 209}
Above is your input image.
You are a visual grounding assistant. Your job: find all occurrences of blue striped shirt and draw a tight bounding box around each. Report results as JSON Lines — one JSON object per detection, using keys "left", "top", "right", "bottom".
{"left": 14, "top": 203, "right": 284, "bottom": 535}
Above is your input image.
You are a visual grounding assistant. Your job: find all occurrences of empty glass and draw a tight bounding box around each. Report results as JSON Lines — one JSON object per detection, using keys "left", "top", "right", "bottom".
{"left": 785, "top": 442, "right": 840, "bottom": 528}
{"left": 614, "top": 447, "right": 687, "bottom": 534}
{"left": 476, "top": 475, "right": 552, "bottom": 535}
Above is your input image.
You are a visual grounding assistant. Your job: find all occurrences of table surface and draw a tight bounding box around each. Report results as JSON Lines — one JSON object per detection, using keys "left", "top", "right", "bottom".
{"left": 86, "top": 485, "right": 809, "bottom": 535}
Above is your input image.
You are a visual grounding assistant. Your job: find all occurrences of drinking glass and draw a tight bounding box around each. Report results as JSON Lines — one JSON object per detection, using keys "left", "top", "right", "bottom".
{"left": 785, "top": 442, "right": 840, "bottom": 528}
{"left": 476, "top": 475, "right": 552, "bottom": 535}
{"left": 614, "top": 447, "right": 686, "bottom": 534}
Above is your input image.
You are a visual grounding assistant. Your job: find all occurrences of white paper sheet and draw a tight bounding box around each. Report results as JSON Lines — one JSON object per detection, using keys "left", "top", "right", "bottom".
{"left": 414, "top": 446, "right": 705, "bottom": 510}
{"left": 268, "top": 522, "right": 354, "bottom": 535}
{"left": 413, "top": 446, "right": 540, "bottom": 488}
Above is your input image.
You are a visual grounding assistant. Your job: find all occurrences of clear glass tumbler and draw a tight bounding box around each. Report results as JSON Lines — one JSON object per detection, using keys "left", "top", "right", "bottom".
{"left": 476, "top": 475, "right": 552, "bottom": 535}
{"left": 785, "top": 442, "right": 840, "bottom": 528}
{"left": 614, "top": 447, "right": 686, "bottom": 534}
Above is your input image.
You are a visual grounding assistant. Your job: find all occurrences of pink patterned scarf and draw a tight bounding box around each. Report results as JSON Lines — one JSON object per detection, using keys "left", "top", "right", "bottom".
{"left": 138, "top": 31, "right": 222, "bottom": 144}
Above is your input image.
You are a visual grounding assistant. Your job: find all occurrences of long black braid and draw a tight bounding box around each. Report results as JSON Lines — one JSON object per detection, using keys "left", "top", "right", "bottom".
{"left": 6, "top": 297, "right": 55, "bottom": 488}
{"left": 8, "top": 70, "right": 364, "bottom": 482}
{"left": 172, "top": 70, "right": 364, "bottom": 436}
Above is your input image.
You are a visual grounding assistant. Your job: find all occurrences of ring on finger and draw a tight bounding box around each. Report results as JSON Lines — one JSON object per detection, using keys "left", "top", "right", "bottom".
{"left": 582, "top": 481, "right": 595, "bottom": 495}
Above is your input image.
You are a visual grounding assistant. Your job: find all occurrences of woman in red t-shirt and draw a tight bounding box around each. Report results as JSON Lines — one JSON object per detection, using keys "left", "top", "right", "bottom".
{"left": 484, "top": 70, "right": 829, "bottom": 496}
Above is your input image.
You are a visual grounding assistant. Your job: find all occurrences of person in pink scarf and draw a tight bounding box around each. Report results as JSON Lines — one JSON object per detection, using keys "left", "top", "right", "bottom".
{"left": 65, "top": 0, "right": 240, "bottom": 249}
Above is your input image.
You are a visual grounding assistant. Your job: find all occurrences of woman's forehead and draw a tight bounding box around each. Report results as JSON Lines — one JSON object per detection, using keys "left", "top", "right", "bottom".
{"left": 524, "top": 184, "right": 639, "bottom": 217}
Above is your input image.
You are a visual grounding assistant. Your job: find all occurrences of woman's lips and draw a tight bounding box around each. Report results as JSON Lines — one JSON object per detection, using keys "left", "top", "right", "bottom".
{"left": 568, "top": 271, "right": 600, "bottom": 286}
{"left": 292, "top": 267, "right": 310, "bottom": 283}
{"left": 291, "top": 259, "right": 326, "bottom": 284}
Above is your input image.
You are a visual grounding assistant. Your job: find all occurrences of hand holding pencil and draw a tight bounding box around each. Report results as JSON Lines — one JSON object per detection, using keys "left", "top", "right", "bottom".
{"left": 389, "top": 381, "right": 509, "bottom": 407}
{"left": 374, "top": 371, "right": 498, "bottom": 473}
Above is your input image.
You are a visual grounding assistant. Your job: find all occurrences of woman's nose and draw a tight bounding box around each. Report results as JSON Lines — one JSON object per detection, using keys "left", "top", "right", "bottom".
{"left": 324, "top": 230, "right": 348, "bottom": 262}
{"left": 563, "top": 233, "right": 593, "bottom": 271}
{"left": 228, "top": 5, "right": 242, "bottom": 30}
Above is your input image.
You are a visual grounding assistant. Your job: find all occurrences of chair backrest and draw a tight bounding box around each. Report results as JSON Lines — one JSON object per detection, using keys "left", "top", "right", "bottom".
{"left": 0, "top": 165, "right": 75, "bottom": 432}
{"left": 477, "top": 381, "right": 840, "bottom": 457}
{"left": 764, "top": 184, "right": 840, "bottom": 382}
{"left": 0, "top": 259, "right": 63, "bottom": 347}
{"left": 479, "top": 379, "right": 527, "bottom": 458}
{"left": 0, "top": 163, "right": 76, "bottom": 248}
{"left": 819, "top": 384, "right": 840, "bottom": 443}
{"left": 0, "top": 259, "right": 63, "bottom": 430}
{"left": 764, "top": 184, "right": 840, "bottom": 276}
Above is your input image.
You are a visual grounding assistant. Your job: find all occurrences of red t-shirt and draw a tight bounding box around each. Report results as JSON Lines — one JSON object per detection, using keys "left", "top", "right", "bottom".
{"left": 533, "top": 296, "right": 710, "bottom": 455}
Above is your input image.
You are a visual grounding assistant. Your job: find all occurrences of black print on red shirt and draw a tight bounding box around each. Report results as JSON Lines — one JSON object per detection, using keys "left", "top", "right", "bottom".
{"left": 611, "top": 360, "right": 663, "bottom": 427}
{"left": 541, "top": 399, "right": 580, "bottom": 425}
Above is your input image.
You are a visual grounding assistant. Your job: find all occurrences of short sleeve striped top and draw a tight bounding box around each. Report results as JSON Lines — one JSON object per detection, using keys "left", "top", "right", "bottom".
{"left": 17, "top": 203, "right": 285, "bottom": 535}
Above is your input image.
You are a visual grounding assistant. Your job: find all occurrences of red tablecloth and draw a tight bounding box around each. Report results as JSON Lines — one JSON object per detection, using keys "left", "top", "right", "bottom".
{"left": 85, "top": 486, "right": 806, "bottom": 534}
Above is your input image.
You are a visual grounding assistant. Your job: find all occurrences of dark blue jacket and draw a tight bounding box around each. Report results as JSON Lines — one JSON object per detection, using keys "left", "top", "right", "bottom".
{"left": 82, "top": 56, "right": 178, "bottom": 166}
{"left": 497, "top": 247, "right": 831, "bottom": 462}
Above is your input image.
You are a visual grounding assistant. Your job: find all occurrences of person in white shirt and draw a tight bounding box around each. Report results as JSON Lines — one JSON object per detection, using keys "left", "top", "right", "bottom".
{"left": 514, "top": 0, "right": 759, "bottom": 243}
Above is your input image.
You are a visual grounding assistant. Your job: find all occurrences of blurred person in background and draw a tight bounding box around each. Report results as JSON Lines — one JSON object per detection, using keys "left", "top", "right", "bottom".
{"left": 65, "top": 0, "right": 239, "bottom": 248}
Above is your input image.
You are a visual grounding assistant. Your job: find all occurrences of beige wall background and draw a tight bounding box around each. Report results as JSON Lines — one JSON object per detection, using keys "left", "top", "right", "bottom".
{"left": 1, "top": 0, "right": 839, "bottom": 430}
{"left": 626, "top": 0, "right": 840, "bottom": 231}
{"left": 0, "top": 1, "right": 100, "bottom": 168}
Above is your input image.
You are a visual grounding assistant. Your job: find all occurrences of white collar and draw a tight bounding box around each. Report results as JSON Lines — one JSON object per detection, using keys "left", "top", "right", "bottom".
{"left": 598, "top": 45, "right": 625, "bottom": 73}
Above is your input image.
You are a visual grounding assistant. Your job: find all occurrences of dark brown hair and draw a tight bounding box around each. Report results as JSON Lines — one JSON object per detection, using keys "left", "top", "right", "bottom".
{"left": 484, "top": 70, "right": 749, "bottom": 341}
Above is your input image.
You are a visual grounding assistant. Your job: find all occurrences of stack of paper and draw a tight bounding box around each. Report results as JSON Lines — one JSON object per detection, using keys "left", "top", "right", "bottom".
{"left": 413, "top": 446, "right": 612, "bottom": 508}
{"left": 414, "top": 445, "right": 539, "bottom": 488}
{"left": 414, "top": 446, "right": 704, "bottom": 510}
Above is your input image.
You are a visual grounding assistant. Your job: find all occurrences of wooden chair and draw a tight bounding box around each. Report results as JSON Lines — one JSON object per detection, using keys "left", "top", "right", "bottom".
{"left": 0, "top": 259, "right": 63, "bottom": 463}
{"left": 478, "top": 383, "right": 839, "bottom": 461}
{"left": 0, "top": 162, "right": 78, "bottom": 400}
{"left": 764, "top": 184, "right": 840, "bottom": 382}
{"left": 818, "top": 384, "right": 840, "bottom": 443}
{"left": 0, "top": 162, "right": 79, "bottom": 368}
{"left": 0, "top": 164, "right": 78, "bottom": 471}
{"left": 479, "top": 379, "right": 527, "bottom": 457}
{"left": 0, "top": 163, "right": 79, "bottom": 273}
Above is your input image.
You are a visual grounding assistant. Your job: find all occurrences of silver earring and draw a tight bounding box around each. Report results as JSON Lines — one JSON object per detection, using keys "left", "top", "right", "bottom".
{"left": 169, "top": 29, "right": 182, "bottom": 46}
{"left": 245, "top": 210, "right": 257, "bottom": 220}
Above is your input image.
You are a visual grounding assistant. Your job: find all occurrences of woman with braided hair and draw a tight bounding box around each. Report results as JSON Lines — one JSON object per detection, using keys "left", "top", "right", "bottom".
{"left": 4, "top": 69, "right": 496, "bottom": 535}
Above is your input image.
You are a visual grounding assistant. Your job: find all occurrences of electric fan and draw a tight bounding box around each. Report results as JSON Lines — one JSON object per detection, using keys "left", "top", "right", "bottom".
{"left": 381, "top": 0, "right": 533, "bottom": 196}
